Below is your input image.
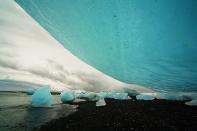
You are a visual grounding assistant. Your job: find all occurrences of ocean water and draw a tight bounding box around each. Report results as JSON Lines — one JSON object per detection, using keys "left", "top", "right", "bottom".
{"left": 0, "top": 92, "right": 76, "bottom": 131}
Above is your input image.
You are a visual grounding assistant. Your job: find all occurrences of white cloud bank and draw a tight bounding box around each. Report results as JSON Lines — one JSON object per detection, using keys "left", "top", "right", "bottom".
{"left": 0, "top": 0, "right": 153, "bottom": 93}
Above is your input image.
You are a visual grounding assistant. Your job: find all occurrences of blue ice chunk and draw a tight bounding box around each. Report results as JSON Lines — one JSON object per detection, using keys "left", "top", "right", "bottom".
{"left": 76, "top": 92, "right": 99, "bottom": 101}
{"left": 136, "top": 94, "right": 155, "bottom": 100}
{"left": 113, "top": 93, "right": 129, "bottom": 100}
{"left": 60, "top": 91, "right": 75, "bottom": 103}
{"left": 98, "top": 91, "right": 110, "bottom": 99}
{"left": 31, "top": 86, "right": 54, "bottom": 107}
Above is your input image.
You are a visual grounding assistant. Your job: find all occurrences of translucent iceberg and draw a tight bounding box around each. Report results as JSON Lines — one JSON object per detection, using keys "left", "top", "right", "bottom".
{"left": 96, "top": 99, "right": 106, "bottom": 107}
{"left": 31, "top": 86, "right": 54, "bottom": 107}
{"left": 60, "top": 91, "right": 75, "bottom": 103}
{"left": 136, "top": 94, "right": 155, "bottom": 100}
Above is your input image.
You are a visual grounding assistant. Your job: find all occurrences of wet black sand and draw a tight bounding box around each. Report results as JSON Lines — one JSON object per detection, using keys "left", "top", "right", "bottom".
{"left": 37, "top": 99, "right": 197, "bottom": 131}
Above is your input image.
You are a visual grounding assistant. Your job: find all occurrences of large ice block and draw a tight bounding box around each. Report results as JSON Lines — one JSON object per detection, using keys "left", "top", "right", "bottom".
{"left": 60, "top": 91, "right": 75, "bottom": 103}
{"left": 31, "top": 86, "right": 54, "bottom": 107}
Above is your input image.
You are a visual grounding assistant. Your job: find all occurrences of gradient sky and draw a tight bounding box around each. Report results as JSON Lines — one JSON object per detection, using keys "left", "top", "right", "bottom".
{"left": 16, "top": 0, "right": 197, "bottom": 92}
{"left": 0, "top": 0, "right": 153, "bottom": 93}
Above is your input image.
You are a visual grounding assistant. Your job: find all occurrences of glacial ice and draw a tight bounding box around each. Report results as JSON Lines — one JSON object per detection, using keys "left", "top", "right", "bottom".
{"left": 98, "top": 91, "right": 128, "bottom": 100}
{"left": 96, "top": 99, "right": 106, "bottom": 107}
{"left": 113, "top": 93, "right": 129, "bottom": 100}
{"left": 156, "top": 93, "right": 191, "bottom": 101}
{"left": 185, "top": 100, "right": 197, "bottom": 106}
{"left": 136, "top": 94, "right": 155, "bottom": 100}
{"left": 60, "top": 91, "right": 75, "bottom": 103}
{"left": 97, "top": 91, "right": 109, "bottom": 98}
{"left": 76, "top": 92, "right": 100, "bottom": 101}
{"left": 31, "top": 86, "right": 54, "bottom": 107}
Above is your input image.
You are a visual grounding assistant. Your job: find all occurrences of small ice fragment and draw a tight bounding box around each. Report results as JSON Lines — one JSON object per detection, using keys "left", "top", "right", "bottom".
{"left": 96, "top": 99, "right": 106, "bottom": 107}
{"left": 77, "top": 92, "right": 99, "bottom": 101}
{"left": 113, "top": 93, "right": 129, "bottom": 100}
{"left": 185, "top": 100, "right": 197, "bottom": 106}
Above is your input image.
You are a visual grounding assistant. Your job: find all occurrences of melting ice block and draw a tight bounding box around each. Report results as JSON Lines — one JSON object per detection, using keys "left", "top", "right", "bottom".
{"left": 60, "top": 91, "right": 75, "bottom": 103}
{"left": 96, "top": 99, "right": 106, "bottom": 107}
{"left": 98, "top": 91, "right": 110, "bottom": 98}
{"left": 136, "top": 94, "right": 155, "bottom": 100}
{"left": 98, "top": 91, "right": 128, "bottom": 100}
{"left": 185, "top": 100, "right": 197, "bottom": 106}
{"left": 76, "top": 92, "right": 99, "bottom": 101}
{"left": 113, "top": 93, "right": 129, "bottom": 100}
{"left": 156, "top": 93, "right": 191, "bottom": 101}
{"left": 31, "top": 86, "right": 54, "bottom": 107}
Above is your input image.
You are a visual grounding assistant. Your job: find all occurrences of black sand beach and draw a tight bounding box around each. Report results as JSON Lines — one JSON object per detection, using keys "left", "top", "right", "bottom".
{"left": 37, "top": 99, "right": 197, "bottom": 131}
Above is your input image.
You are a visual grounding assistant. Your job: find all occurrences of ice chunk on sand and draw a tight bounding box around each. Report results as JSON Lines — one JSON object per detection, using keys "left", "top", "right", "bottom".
{"left": 96, "top": 99, "right": 106, "bottom": 107}
{"left": 98, "top": 91, "right": 128, "bottom": 100}
{"left": 136, "top": 94, "right": 155, "bottom": 100}
{"left": 60, "top": 91, "right": 75, "bottom": 103}
{"left": 123, "top": 88, "right": 139, "bottom": 97}
{"left": 156, "top": 93, "right": 191, "bottom": 101}
{"left": 31, "top": 86, "right": 54, "bottom": 107}
{"left": 97, "top": 91, "right": 109, "bottom": 98}
{"left": 185, "top": 100, "right": 197, "bottom": 106}
{"left": 76, "top": 92, "right": 100, "bottom": 101}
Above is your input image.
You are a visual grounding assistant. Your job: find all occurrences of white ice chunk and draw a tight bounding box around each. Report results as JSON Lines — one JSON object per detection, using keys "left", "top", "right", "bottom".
{"left": 96, "top": 99, "right": 106, "bottom": 107}
{"left": 31, "top": 86, "right": 54, "bottom": 107}
{"left": 98, "top": 91, "right": 128, "bottom": 100}
{"left": 113, "top": 93, "right": 129, "bottom": 100}
{"left": 156, "top": 93, "right": 191, "bottom": 101}
{"left": 185, "top": 100, "right": 197, "bottom": 106}
{"left": 136, "top": 94, "right": 155, "bottom": 100}
{"left": 60, "top": 91, "right": 75, "bottom": 103}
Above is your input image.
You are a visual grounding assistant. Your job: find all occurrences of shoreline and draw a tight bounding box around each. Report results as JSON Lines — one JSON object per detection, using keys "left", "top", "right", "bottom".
{"left": 37, "top": 99, "right": 197, "bottom": 131}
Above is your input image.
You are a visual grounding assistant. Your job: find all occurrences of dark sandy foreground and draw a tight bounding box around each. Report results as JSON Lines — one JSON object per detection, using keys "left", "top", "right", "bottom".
{"left": 37, "top": 99, "right": 197, "bottom": 131}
